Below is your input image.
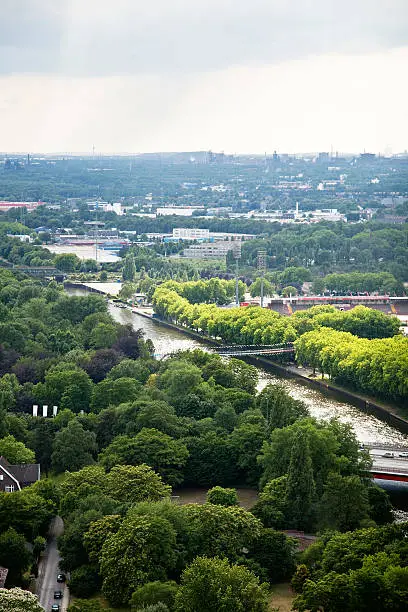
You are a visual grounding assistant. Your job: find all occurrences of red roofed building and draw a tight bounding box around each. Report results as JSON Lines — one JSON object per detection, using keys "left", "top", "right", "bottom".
{"left": 0, "top": 201, "right": 43, "bottom": 212}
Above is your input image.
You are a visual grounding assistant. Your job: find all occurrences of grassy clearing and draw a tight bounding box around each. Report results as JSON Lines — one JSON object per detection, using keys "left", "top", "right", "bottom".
{"left": 269, "top": 582, "right": 295, "bottom": 611}
{"left": 173, "top": 486, "right": 258, "bottom": 509}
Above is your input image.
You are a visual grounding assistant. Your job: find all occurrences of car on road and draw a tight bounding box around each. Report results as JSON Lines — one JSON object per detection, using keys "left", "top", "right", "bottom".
{"left": 54, "top": 590, "right": 63, "bottom": 599}
{"left": 57, "top": 573, "right": 66, "bottom": 583}
{"left": 383, "top": 452, "right": 395, "bottom": 458}
{"left": 51, "top": 605, "right": 60, "bottom": 612}
{"left": 399, "top": 452, "right": 408, "bottom": 458}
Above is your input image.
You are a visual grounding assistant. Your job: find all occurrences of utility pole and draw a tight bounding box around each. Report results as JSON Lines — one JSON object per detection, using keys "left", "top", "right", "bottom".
{"left": 257, "top": 249, "right": 267, "bottom": 307}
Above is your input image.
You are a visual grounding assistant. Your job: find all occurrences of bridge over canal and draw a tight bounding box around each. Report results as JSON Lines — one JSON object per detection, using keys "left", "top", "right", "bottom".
{"left": 214, "top": 343, "right": 295, "bottom": 357}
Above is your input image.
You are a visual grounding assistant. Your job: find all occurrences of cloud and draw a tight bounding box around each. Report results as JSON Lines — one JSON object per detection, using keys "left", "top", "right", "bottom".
{"left": 1, "top": 47, "right": 407, "bottom": 154}
{"left": 0, "top": 0, "right": 407, "bottom": 76}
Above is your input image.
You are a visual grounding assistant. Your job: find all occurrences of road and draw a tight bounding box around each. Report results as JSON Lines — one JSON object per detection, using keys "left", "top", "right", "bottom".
{"left": 37, "top": 516, "right": 69, "bottom": 611}
{"left": 369, "top": 448, "right": 408, "bottom": 473}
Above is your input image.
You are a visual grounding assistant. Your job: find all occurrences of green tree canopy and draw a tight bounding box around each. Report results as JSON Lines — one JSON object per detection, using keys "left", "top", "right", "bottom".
{"left": 174, "top": 556, "right": 269, "bottom": 612}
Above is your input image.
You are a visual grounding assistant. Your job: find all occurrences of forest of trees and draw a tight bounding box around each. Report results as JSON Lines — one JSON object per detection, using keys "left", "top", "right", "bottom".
{"left": 0, "top": 270, "right": 405, "bottom": 611}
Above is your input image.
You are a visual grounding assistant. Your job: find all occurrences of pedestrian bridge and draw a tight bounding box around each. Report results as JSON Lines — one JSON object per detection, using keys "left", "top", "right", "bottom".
{"left": 214, "top": 343, "right": 295, "bottom": 357}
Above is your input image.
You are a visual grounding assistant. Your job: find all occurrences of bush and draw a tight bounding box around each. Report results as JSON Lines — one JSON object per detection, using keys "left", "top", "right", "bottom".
{"left": 291, "top": 564, "right": 310, "bottom": 593}
{"left": 130, "top": 581, "right": 178, "bottom": 610}
{"left": 206, "top": 486, "right": 238, "bottom": 507}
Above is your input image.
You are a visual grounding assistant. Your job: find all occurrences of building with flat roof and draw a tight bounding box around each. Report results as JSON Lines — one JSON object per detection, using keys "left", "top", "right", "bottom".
{"left": 183, "top": 241, "right": 235, "bottom": 259}
{"left": 157, "top": 206, "right": 205, "bottom": 217}
{"left": 173, "top": 228, "right": 210, "bottom": 240}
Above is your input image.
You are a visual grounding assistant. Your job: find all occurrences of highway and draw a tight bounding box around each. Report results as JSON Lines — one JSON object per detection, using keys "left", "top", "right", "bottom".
{"left": 368, "top": 447, "right": 408, "bottom": 473}
{"left": 37, "top": 517, "right": 69, "bottom": 612}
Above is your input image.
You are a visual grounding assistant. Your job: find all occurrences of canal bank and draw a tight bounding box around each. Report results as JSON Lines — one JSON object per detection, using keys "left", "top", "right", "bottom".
{"left": 134, "top": 309, "right": 408, "bottom": 436}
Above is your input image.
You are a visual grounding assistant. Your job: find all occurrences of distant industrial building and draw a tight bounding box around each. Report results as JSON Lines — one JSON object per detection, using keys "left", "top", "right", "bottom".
{"left": 6, "top": 234, "right": 33, "bottom": 243}
{"left": 173, "top": 228, "right": 210, "bottom": 240}
{"left": 183, "top": 241, "right": 235, "bottom": 259}
{"left": 0, "top": 201, "right": 43, "bottom": 212}
{"left": 157, "top": 206, "right": 205, "bottom": 217}
{"left": 171, "top": 228, "right": 255, "bottom": 242}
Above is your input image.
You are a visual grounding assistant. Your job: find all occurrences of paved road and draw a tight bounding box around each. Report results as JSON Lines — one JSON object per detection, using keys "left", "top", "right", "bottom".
{"left": 37, "top": 516, "right": 69, "bottom": 611}
{"left": 369, "top": 448, "right": 408, "bottom": 473}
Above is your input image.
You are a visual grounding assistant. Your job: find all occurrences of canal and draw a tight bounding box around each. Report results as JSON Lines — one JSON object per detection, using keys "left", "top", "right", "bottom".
{"left": 106, "top": 302, "right": 408, "bottom": 448}
{"left": 67, "top": 288, "right": 408, "bottom": 512}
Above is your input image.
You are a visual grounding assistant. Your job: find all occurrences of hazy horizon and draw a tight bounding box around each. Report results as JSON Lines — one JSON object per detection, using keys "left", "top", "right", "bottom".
{"left": 1, "top": 1, "right": 407, "bottom": 154}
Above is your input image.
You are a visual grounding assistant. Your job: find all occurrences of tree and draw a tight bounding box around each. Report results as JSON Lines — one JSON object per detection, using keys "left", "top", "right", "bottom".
{"left": 249, "top": 528, "right": 297, "bottom": 583}
{"left": 180, "top": 503, "right": 262, "bottom": 562}
{"left": 33, "top": 535, "right": 46, "bottom": 560}
{"left": 51, "top": 420, "right": 97, "bottom": 473}
{"left": 251, "top": 476, "right": 288, "bottom": 529}
{"left": 84, "top": 515, "right": 123, "bottom": 564}
{"left": 84, "top": 348, "right": 123, "bottom": 382}
{"left": 55, "top": 253, "right": 81, "bottom": 272}
{"left": 158, "top": 360, "right": 203, "bottom": 401}
{"left": 367, "top": 485, "right": 393, "bottom": 525}
{"left": 285, "top": 429, "right": 315, "bottom": 530}
{"left": 319, "top": 473, "right": 370, "bottom": 531}
{"left": 99, "top": 429, "right": 189, "bottom": 486}
{"left": 104, "top": 464, "right": 171, "bottom": 503}
{"left": 89, "top": 323, "right": 118, "bottom": 349}
{"left": 256, "top": 383, "right": 308, "bottom": 430}
{"left": 206, "top": 486, "right": 238, "bottom": 507}
{"left": 123, "top": 254, "right": 136, "bottom": 282}
{"left": 249, "top": 278, "right": 274, "bottom": 298}
{"left": 91, "top": 377, "right": 142, "bottom": 412}
{"left": 0, "top": 528, "right": 31, "bottom": 586}
{"left": 28, "top": 419, "right": 58, "bottom": 474}
{"left": 0, "top": 434, "right": 35, "bottom": 463}
{"left": 108, "top": 358, "right": 155, "bottom": 384}
{"left": 130, "top": 581, "right": 179, "bottom": 611}
{"left": 0, "top": 489, "right": 53, "bottom": 540}
{"left": 174, "top": 556, "right": 269, "bottom": 612}
{"left": 0, "top": 373, "right": 20, "bottom": 411}
{"left": 69, "top": 565, "right": 101, "bottom": 598}
{"left": 42, "top": 364, "right": 93, "bottom": 413}
{"left": 282, "top": 286, "right": 298, "bottom": 297}
{"left": 100, "top": 514, "right": 177, "bottom": 606}
{"left": 0, "top": 588, "right": 43, "bottom": 612}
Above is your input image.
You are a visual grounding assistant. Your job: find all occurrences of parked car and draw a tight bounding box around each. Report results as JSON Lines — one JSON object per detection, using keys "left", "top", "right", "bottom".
{"left": 399, "top": 452, "right": 408, "bottom": 458}
{"left": 51, "top": 605, "right": 60, "bottom": 612}
{"left": 383, "top": 452, "right": 395, "bottom": 458}
{"left": 57, "top": 573, "right": 66, "bottom": 583}
{"left": 54, "top": 591, "right": 63, "bottom": 599}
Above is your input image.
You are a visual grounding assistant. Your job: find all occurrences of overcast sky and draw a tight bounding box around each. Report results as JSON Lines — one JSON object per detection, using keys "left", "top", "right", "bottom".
{"left": 1, "top": 0, "right": 407, "bottom": 154}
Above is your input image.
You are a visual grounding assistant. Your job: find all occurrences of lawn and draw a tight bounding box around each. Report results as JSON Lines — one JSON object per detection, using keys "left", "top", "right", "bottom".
{"left": 172, "top": 486, "right": 258, "bottom": 509}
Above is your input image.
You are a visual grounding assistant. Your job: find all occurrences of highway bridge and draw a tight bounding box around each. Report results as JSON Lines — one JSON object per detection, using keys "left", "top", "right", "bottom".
{"left": 366, "top": 445, "right": 408, "bottom": 485}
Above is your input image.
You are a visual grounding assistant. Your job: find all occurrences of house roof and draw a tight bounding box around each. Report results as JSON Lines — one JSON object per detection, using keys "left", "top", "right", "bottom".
{"left": 0, "top": 456, "right": 40, "bottom": 486}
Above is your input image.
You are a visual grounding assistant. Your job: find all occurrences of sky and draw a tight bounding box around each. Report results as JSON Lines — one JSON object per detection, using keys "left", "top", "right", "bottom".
{"left": 1, "top": 0, "right": 407, "bottom": 155}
